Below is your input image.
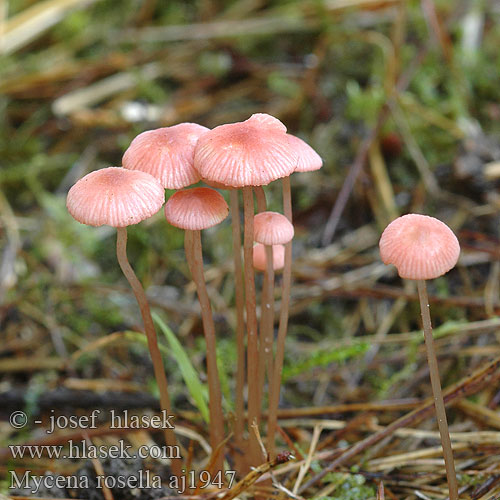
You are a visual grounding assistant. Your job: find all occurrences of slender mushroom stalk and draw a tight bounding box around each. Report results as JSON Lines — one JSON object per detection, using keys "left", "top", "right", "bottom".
{"left": 380, "top": 213, "right": 460, "bottom": 500}
{"left": 66, "top": 167, "right": 181, "bottom": 478}
{"left": 253, "top": 187, "right": 272, "bottom": 413}
{"left": 242, "top": 186, "right": 261, "bottom": 465}
{"left": 229, "top": 189, "right": 246, "bottom": 455}
{"left": 259, "top": 244, "right": 274, "bottom": 397}
{"left": 417, "top": 279, "right": 458, "bottom": 499}
{"left": 116, "top": 227, "right": 180, "bottom": 473}
{"left": 267, "top": 176, "right": 293, "bottom": 458}
{"left": 184, "top": 229, "right": 225, "bottom": 473}
{"left": 164, "top": 187, "right": 229, "bottom": 474}
{"left": 267, "top": 135, "right": 323, "bottom": 457}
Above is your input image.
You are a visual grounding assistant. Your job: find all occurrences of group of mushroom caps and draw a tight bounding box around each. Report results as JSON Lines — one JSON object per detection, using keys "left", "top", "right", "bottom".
{"left": 66, "top": 113, "right": 322, "bottom": 474}
{"left": 67, "top": 113, "right": 461, "bottom": 497}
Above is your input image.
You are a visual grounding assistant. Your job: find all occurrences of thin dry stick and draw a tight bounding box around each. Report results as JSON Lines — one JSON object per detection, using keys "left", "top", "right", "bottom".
{"left": 115, "top": 227, "right": 181, "bottom": 477}
{"left": 417, "top": 279, "right": 458, "bottom": 500}
{"left": 218, "top": 451, "right": 294, "bottom": 500}
{"left": 229, "top": 190, "right": 246, "bottom": 454}
{"left": 267, "top": 175, "right": 293, "bottom": 458}
{"left": 184, "top": 229, "right": 225, "bottom": 473}
{"left": 242, "top": 186, "right": 260, "bottom": 466}
{"left": 299, "top": 354, "right": 500, "bottom": 493}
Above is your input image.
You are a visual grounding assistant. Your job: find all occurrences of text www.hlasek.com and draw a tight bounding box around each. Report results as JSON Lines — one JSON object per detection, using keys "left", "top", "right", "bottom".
{"left": 9, "top": 440, "right": 180, "bottom": 460}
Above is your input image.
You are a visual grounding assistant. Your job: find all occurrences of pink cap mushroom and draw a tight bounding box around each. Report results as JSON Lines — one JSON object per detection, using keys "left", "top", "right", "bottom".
{"left": 254, "top": 211, "right": 294, "bottom": 246}
{"left": 287, "top": 134, "right": 323, "bottom": 172}
{"left": 123, "top": 123, "right": 209, "bottom": 189}
{"left": 66, "top": 166, "right": 178, "bottom": 465}
{"left": 379, "top": 213, "right": 461, "bottom": 500}
{"left": 66, "top": 167, "right": 164, "bottom": 227}
{"left": 253, "top": 243, "right": 285, "bottom": 272}
{"left": 193, "top": 113, "right": 298, "bottom": 188}
{"left": 164, "top": 186, "right": 227, "bottom": 470}
{"left": 379, "top": 214, "right": 460, "bottom": 280}
{"left": 164, "top": 187, "right": 228, "bottom": 230}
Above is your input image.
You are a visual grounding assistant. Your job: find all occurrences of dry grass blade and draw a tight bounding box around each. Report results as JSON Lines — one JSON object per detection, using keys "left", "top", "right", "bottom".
{"left": 218, "top": 451, "right": 294, "bottom": 500}
{"left": 2, "top": 0, "right": 97, "bottom": 55}
{"left": 298, "top": 355, "right": 500, "bottom": 493}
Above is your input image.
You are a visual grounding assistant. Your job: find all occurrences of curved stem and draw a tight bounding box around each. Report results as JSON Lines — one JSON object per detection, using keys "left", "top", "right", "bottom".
{"left": 267, "top": 176, "right": 292, "bottom": 458}
{"left": 229, "top": 190, "right": 245, "bottom": 453}
{"left": 242, "top": 186, "right": 260, "bottom": 466}
{"left": 115, "top": 227, "right": 181, "bottom": 477}
{"left": 417, "top": 279, "right": 458, "bottom": 500}
{"left": 185, "top": 229, "right": 225, "bottom": 473}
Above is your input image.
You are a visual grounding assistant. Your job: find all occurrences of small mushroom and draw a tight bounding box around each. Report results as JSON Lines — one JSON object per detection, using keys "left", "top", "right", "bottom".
{"left": 66, "top": 167, "right": 180, "bottom": 476}
{"left": 253, "top": 212, "right": 294, "bottom": 447}
{"left": 194, "top": 113, "right": 298, "bottom": 465}
{"left": 379, "top": 213, "right": 460, "bottom": 500}
{"left": 252, "top": 243, "right": 285, "bottom": 272}
{"left": 164, "top": 187, "right": 228, "bottom": 473}
{"left": 123, "top": 123, "right": 209, "bottom": 189}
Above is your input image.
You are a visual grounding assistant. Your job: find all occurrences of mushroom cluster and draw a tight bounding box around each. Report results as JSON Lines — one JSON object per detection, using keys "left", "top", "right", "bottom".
{"left": 67, "top": 114, "right": 322, "bottom": 476}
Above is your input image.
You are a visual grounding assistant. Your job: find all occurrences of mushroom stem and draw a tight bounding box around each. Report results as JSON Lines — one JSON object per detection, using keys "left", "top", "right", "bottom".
{"left": 229, "top": 190, "right": 245, "bottom": 454}
{"left": 417, "top": 279, "right": 458, "bottom": 500}
{"left": 242, "top": 186, "right": 261, "bottom": 465}
{"left": 184, "top": 229, "right": 225, "bottom": 473}
{"left": 267, "top": 176, "right": 293, "bottom": 458}
{"left": 115, "top": 227, "right": 181, "bottom": 477}
{"left": 254, "top": 186, "right": 273, "bottom": 420}
{"left": 259, "top": 244, "right": 275, "bottom": 395}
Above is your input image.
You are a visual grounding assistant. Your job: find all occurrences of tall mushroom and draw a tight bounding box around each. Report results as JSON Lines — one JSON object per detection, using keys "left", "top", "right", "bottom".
{"left": 164, "top": 187, "right": 228, "bottom": 473}
{"left": 253, "top": 211, "right": 294, "bottom": 418}
{"left": 66, "top": 167, "right": 181, "bottom": 477}
{"left": 194, "top": 113, "right": 297, "bottom": 465}
{"left": 267, "top": 133, "right": 323, "bottom": 458}
{"left": 379, "top": 213, "right": 460, "bottom": 500}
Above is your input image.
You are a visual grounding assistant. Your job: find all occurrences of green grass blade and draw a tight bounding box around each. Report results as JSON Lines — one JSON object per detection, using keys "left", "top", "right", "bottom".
{"left": 152, "top": 313, "right": 210, "bottom": 423}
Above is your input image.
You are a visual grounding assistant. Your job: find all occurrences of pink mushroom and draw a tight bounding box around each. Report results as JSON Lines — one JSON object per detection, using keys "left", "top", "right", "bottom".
{"left": 164, "top": 187, "right": 228, "bottom": 473}
{"left": 66, "top": 167, "right": 180, "bottom": 476}
{"left": 253, "top": 243, "right": 285, "bottom": 272}
{"left": 253, "top": 212, "right": 294, "bottom": 430}
{"left": 194, "top": 113, "right": 297, "bottom": 465}
{"left": 379, "top": 213, "right": 460, "bottom": 500}
{"left": 123, "top": 123, "right": 209, "bottom": 189}
{"left": 287, "top": 134, "right": 323, "bottom": 173}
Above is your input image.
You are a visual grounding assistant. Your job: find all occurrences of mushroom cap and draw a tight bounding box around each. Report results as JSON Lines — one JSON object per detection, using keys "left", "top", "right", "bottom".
{"left": 122, "top": 122, "right": 209, "bottom": 189}
{"left": 67, "top": 167, "right": 165, "bottom": 228}
{"left": 379, "top": 214, "right": 460, "bottom": 280}
{"left": 193, "top": 113, "right": 298, "bottom": 187}
{"left": 254, "top": 211, "right": 294, "bottom": 245}
{"left": 287, "top": 134, "right": 323, "bottom": 172}
{"left": 253, "top": 243, "right": 285, "bottom": 272}
{"left": 164, "top": 187, "right": 229, "bottom": 230}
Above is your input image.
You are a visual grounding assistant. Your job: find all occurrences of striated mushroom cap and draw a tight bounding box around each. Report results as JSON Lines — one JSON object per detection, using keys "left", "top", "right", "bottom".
{"left": 253, "top": 243, "right": 285, "bottom": 272}
{"left": 164, "top": 187, "right": 228, "bottom": 230}
{"left": 66, "top": 167, "right": 164, "bottom": 228}
{"left": 254, "top": 211, "right": 294, "bottom": 246}
{"left": 123, "top": 123, "right": 209, "bottom": 189}
{"left": 379, "top": 214, "right": 460, "bottom": 280}
{"left": 194, "top": 113, "right": 298, "bottom": 188}
{"left": 287, "top": 134, "right": 323, "bottom": 172}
